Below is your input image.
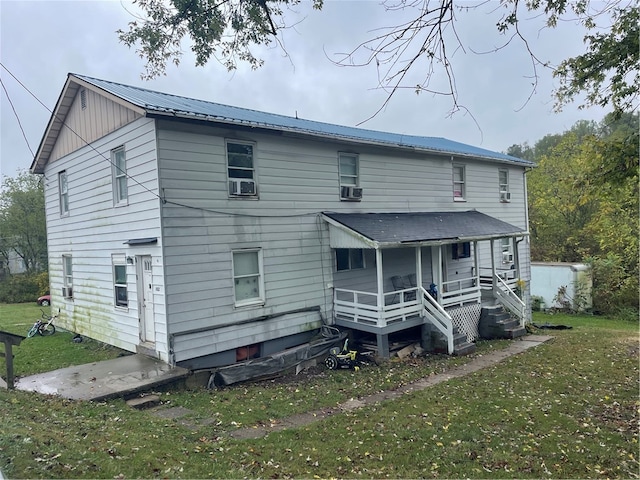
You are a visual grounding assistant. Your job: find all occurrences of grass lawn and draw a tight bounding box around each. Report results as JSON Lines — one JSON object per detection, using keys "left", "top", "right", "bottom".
{"left": 1, "top": 304, "right": 638, "bottom": 478}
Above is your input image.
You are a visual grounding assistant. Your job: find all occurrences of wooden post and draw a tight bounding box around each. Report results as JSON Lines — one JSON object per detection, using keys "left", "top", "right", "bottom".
{"left": 0, "top": 330, "right": 26, "bottom": 389}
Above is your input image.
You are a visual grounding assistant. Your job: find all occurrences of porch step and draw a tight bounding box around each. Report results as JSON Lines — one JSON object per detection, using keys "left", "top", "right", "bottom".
{"left": 453, "top": 341, "right": 476, "bottom": 356}
{"left": 479, "top": 306, "right": 524, "bottom": 340}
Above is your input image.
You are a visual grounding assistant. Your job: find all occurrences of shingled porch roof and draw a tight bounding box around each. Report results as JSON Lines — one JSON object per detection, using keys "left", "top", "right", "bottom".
{"left": 322, "top": 211, "right": 527, "bottom": 249}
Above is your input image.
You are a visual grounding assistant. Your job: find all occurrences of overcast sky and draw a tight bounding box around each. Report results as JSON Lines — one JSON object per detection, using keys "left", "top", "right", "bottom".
{"left": 1, "top": 0, "right": 610, "bottom": 181}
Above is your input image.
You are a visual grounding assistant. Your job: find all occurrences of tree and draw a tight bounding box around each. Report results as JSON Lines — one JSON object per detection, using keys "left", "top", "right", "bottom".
{"left": 526, "top": 114, "right": 639, "bottom": 314}
{"left": 119, "top": 0, "right": 638, "bottom": 117}
{"left": 0, "top": 171, "right": 48, "bottom": 274}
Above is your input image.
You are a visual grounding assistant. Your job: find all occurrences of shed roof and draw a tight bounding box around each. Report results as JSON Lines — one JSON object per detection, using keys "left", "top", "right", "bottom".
{"left": 323, "top": 210, "right": 526, "bottom": 248}
{"left": 32, "top": 73, "right": 534, "bottom": 173}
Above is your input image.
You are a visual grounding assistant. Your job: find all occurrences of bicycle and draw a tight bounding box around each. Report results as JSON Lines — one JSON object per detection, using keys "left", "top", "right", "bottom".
{"left": 27, "top": 310, "right": 57, "bottom": 337}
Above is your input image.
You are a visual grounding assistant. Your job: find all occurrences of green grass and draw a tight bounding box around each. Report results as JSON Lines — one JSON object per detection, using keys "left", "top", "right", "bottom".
{"left": 0, "top": 303, "right": 125, "bottom": 377}
{"left": 1, "top": 304, "right": 638, "bottom": 478}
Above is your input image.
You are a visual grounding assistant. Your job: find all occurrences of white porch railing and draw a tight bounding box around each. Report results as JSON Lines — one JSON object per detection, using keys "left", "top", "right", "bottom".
{"left": 333, "top": 286, "right": 455, "bottom": 354}
{"left": 419, "top": 286, "right": 455, "bottom": 354}
{"left": 334, "top": 288, "right": 421, "bottom": 327}
{"left": 441, "top": 276, "right": 481, "bottom": 308}
{"left": 494, "top": 275, "right": 526, "bottom": 326}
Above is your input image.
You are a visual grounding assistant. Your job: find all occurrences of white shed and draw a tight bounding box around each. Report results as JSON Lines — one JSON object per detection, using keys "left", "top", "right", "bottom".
{"left": 530, "top": 262, "right": 592, "bottom": 311}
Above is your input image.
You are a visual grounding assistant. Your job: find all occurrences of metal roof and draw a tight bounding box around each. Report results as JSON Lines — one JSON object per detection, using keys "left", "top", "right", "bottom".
{"left": 323, "top": 211, "right": 526, "bottom": 246}
{"left": 69, "top": 74, "right": 533, "bottom": 166}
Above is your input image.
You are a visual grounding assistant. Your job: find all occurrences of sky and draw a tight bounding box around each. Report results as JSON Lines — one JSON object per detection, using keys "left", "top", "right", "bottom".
{"left": 0, "top": 0, "right": 611, "bottom": 182}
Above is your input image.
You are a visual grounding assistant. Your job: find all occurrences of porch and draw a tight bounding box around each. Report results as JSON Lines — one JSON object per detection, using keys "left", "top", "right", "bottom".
{"left": 323, "top": 211, "right": 529, "bottom": 357}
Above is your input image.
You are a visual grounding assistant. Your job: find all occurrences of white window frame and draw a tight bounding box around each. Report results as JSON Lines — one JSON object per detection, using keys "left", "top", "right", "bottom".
{"left": 112, "top": 254, "right": 128, "bottom": 308}
{"left": 226, "top": 140, "right": 257, "bottom": 197}
{"left": 335, "top": 248, "right": 365, "bottom": 272}
{"left": 501, "top": 238, "right": 514, "bottom": 264}
{"left": 499, "top": 168, "right": 510, "bottom": 202}
{"left": 112, "top": 146, "right": 128, "bottom": 206}
{"left": 59, "top": 171, "right": 69, "bottom": 215}
{"left": 338, "top": 152, "right": 359, "bottom": 187}
{"left": 232, "top": 249, "right": 265, "bottom": 307}
{"left": 453, "top": 164, "right": 466, "bottom": 201}
{"left": 62, "top": 255, "right": 73, "bottom": 298}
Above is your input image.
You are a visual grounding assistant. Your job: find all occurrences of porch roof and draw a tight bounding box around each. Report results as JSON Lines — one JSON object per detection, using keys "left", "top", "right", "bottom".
{"left": 323, "top": 211, "right": 527, "bottom": 248}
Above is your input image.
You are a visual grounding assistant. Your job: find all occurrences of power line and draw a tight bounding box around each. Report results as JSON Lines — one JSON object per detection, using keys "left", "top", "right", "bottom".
{"left": 0, "top": 63, "right": 319, "bottom": 219}
{"left": 0, "top": 77, "right": 34, "bottom": 157}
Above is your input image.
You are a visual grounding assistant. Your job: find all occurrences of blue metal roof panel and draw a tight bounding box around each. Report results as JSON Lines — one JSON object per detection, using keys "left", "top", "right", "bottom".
{"left": 73, "top": 74, "right": 532, "bottom": 165}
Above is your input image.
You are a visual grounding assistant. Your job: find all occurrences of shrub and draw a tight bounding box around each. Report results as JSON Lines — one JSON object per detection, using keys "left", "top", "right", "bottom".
{"left": 588, "top": 254, "right": 639, "bottom": 317}
{"left": 0, "top": 272, "right": 47, "bottom": 303}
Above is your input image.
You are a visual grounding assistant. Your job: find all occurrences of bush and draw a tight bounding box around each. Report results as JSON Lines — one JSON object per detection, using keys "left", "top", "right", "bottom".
{"left": 588, "top": 254, "right": 639, "bottom": 316}
{"left": 531, "top": 295, "right": 545, "bottom": 311}
{"left": 0, "top": 272, "right": 48, "bottom": 303}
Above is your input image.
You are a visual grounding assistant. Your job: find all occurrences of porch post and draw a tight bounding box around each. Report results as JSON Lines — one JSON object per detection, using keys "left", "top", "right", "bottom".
{"left": 376, "top": 248, "right": 384, "bottom": 312}
{"left": 375, "top": 248, "right": 390, "bottom": 358}
{"left": 431, "top": 245, "right": 443, "bottom": 303}
{"left": 490, "top": 239, "right": 496, "bottom": 290}
{"left": 473, "top": 241, "right": 480, "bottom": 293}
{"left": 513, "top": 237, "right": 520, "bottom": 279}
{"left": 416, "top": 247, "right": 422, "bottom": 290}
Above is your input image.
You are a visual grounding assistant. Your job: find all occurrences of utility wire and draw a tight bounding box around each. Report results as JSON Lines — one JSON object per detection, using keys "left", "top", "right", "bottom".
{"left": 0, "top": 77, "right": 34, "bottom": 157}
{"left": 0, "top": 63, "right": 320, "bottom": 219}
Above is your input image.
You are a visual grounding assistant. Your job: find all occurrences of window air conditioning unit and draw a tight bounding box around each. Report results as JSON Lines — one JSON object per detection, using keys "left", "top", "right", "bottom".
{"left": 502, "top": 252, "right": 514, "bottom": 263}
{"left": 62, "top": 286, "right": 73, "bottom": 298}
{"left": 341, "top": 186, "right": 363, "bottom": 201}
{"left": 229, "top": 178, "right": 257, "bottom": 196}
{"left": 500, "top": 191, "right": 512, "bottom": 202}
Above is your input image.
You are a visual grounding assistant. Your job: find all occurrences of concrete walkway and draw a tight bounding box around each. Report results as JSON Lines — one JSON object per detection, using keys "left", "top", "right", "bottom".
{"left": 14, "top": 354, "right": 189, "bottom": 401}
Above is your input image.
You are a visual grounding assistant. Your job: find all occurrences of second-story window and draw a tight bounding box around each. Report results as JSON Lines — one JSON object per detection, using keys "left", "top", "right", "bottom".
{"left": 59, "top": 171, "right": 69, "bottom": 215}
{"left": 112, "top": 146, "right": 128, "bottom": 205}
{"left": 339, "top": 153, "right": 362, "bottom": 200}
{"left": 499, "top": 169, "right": 510, "bottom": 202}
{"left": 227, "top": 140, "right": 257, "bottom": 197}
{"left": 453, "top": 164, "right": 465, "bottom": 200}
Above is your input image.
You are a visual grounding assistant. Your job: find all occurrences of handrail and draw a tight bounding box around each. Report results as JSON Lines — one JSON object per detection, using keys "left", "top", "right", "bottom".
{"left": 494, "top": 275, "right": 526, "bottom": 326}
{"left": 419, "top": 286, "right": 454, "bottom": 354}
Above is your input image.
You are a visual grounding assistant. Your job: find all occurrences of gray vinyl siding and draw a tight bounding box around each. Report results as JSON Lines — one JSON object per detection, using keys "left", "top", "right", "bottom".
{"left": 156, "top": 120, "right": 530, "bottom": 361}
{"left": 43, "top": 117, "right": 167, "bottom": 360}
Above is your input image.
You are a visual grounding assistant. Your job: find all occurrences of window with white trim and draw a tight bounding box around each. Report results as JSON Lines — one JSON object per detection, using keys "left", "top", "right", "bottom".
{"left": 62, "top": 255, "right": 73, "bottom": 298}
{"left": 112, "top": 146, "right": 128, "bottom": 205}
{"left": 501, "top": 238, "right": 514, "bottom": 264}
{"left": 453, "top": 164, "right": 465, "bottom": 200}
{"left": 112, "top": 255, "right": 128, "bottom": 307}
{"left": 499, "top": 169, "right": 510, "bottom": 202}
{"left": 59, "top": 171, "right": 69, "bottom": 215}
{"left": 335, "top": 248, "right": 365, "bottom": 271}
{"left": 232, "top": 249, "right": 264, "bottom": 305}
{"left": 227, "top": 141, "right": 257, "bottom": 197}
{"left": 339, "top": 153, "right": 359, "bottom": 187}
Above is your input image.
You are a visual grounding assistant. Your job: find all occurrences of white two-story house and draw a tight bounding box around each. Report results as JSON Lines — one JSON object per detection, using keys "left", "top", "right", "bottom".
{"left": 31, "top": 74, "right": 533, "bottom": 369}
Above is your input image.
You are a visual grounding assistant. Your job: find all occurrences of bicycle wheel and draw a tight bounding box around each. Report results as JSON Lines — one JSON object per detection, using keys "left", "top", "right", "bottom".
{"left": 27, "top": 324, "right": 39, "bottom": 338}
{"left": 39, "top": 324, "right": 56, "bottom": 336}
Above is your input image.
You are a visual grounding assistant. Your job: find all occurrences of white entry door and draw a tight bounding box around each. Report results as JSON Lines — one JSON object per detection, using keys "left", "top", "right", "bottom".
{"left": 138, "top": 256, "right": 155, "bottom": 344}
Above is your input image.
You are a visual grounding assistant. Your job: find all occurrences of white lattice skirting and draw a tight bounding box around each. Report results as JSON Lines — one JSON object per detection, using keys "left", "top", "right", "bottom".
{"left": 448, "top": 304, "right": 482, "bottom": 342}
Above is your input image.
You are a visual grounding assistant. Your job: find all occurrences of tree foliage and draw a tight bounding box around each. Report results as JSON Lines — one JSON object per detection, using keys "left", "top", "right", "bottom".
{"left": 0, "top": 171, "right": 48, "bottom": 274}
{"left": 525, "top": 113, "right": 639, "bottom": 314}
{"left": 118, "top": 0, "right": 323, "bottom": 79}
{"left": 119, "top": 0, "right": 638, "bottom": 116}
